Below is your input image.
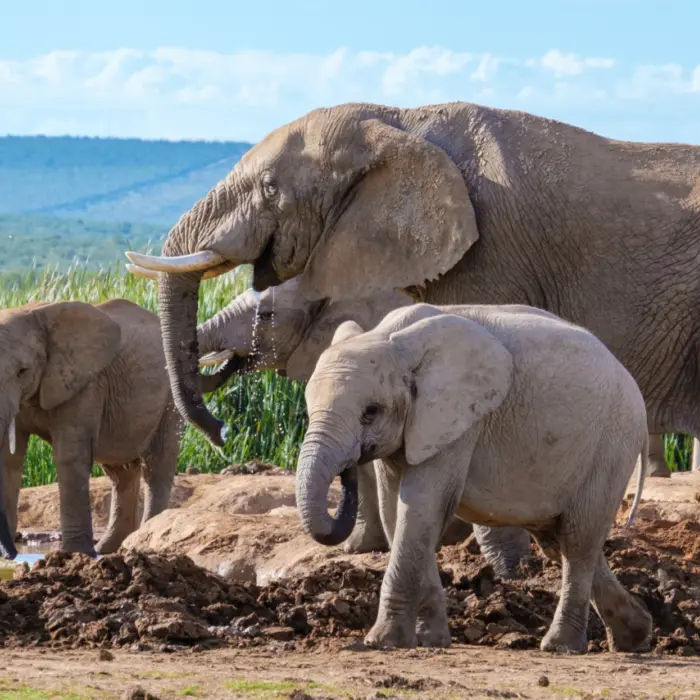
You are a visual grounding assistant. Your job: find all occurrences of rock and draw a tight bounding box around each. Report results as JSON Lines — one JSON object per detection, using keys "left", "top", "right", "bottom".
{"left": 98, "top": 649, "right": 114, "bottom": 661}
{"left": 122, "top": 687, "right": 159, "bottom": 700}
{"left": 185, "top": 467, "right": 200, "bottom": 475}
{"left": 538, "top": 675, "right": 550, "bottom": 687}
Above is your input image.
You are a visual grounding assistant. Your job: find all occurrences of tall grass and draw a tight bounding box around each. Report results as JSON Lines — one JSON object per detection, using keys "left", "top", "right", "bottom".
{"left": 1, "top": 259, "right": 308, "bottom": 487}
{"left": 0, "top": 259, "right": 694, "bottom": 488}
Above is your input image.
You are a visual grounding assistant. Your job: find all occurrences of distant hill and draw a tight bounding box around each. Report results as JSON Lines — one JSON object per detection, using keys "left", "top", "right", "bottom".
{"left": 0, "top": 135, "right": 252, "bottom": 224}
{"left": 0, "top": 134, "right": 253, "bottom": 272}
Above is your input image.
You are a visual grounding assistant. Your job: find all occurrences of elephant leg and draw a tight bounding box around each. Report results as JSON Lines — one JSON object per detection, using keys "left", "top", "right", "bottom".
{"left": 365, "top": 457, "right": 465, "bottom": 649}
{"left": 95, "top": 462, "right": 141, "bottom": 554}
{"left": 140, "top": 404, "right": 181, "bottom": 524}
{"left": 343, "top": 460, "right": 390, "bottom": 553}
{"left": 591, "top": 552, "right": 652, "bottom": 652}
{"left": 647, "top": 433, "right": 671, "bottom": 478}
{"left": 472, "top": 524, "right": 531, "bottom": 579}
{"left": 531, "top": 524, "right": 594, "bottom": 654}
{"left": 53, "top": 431, "right": 97, "bottom": 555}
{"left": 2, "top": 432, "right": 29, "bottom": 541}
{"left": 692, "top": 438, "right": 700, "bottom": 472}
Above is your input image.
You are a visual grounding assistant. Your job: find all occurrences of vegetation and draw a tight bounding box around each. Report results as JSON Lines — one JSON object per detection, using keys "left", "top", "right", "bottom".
{"left": 1, "top": 262, "right": 307, "bottom": 488}
{"left": 0, "top": 214, "right": 167, "bottom": 274}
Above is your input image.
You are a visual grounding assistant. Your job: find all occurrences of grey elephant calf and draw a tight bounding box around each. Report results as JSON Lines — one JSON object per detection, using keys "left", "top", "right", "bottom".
{"left": 192, "top": 277, "right": 474, "bottom": 553}
{"left": 0, "top": 299, "right": 182, "bottom": 558}
{"left": 297, "top": 303, "right": 651, "bottom": 653}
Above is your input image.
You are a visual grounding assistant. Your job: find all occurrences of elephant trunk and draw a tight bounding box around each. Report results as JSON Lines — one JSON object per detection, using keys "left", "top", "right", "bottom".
{"left": 158, "top": 271, "right": 227, "bottom": 446}
{"left": 296, "top": 433, "right": 358, "bottom": 546}
{"left": 0, "top": 418, "right": 18, "bottom": 560}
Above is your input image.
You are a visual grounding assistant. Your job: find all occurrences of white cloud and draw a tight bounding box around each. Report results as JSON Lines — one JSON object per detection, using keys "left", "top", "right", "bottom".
{"left": 0, "top": 46, "right": 698, "bottom": 143}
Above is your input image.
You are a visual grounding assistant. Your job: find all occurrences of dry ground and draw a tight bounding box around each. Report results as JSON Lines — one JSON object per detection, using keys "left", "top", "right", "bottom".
{"left": 2, "top": 468, "right": 699, "bottom": 700}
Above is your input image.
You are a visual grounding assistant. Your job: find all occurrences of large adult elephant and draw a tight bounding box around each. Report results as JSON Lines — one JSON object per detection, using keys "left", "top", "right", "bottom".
{"left": 126, "top": 101, "right": 700, "bottom": 498}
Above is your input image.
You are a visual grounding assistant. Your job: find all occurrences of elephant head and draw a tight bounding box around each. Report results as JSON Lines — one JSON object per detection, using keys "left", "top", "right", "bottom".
{"left": 0, "top": 302, "right": 121, "bottom": 558}
{"left": 125, "top": 104, "right": 479, "bottom": 446}
{"left": 196, "top": 277, "right": 413, "bottom": 392}
{"left": 295, "top": 304, "right": 513, "bottom": 546}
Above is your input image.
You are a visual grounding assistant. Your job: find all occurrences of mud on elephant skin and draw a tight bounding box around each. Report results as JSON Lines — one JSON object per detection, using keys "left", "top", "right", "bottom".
{"left": 296, "top": 303, "right": 651, "bottom": 653}
{"left": 0, "top": 299, "right": 182, "bottom": 558}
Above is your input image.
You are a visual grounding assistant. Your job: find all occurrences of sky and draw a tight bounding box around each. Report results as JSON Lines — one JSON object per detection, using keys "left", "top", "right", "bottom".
{"left": 1, "top": 0, "right": 699, "bottom": 144}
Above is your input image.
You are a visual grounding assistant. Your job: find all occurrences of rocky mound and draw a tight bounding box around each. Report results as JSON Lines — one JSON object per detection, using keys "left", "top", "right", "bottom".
{"left": 1, "top": 518, "right": 698, "bottom": 656}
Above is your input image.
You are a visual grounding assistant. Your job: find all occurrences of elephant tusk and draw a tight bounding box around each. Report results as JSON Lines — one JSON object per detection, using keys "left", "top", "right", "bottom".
{"left": 126, "top": 263, "right": 158, "bottom": 280}
{"left": 8, "top": 416, "right": 16, "bottom": 455}
{"left": 124, "top": 249, "right": 226, "bottom": 273}
{"left": 199, "top": 349, "right": 236, "bottom": 367}
{"left": 126, "top": 262, "right": 229, "bottom": 281}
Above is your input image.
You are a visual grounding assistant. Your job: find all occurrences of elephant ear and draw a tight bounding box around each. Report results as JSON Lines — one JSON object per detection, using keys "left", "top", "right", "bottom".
{"left": 390, "top": 313, "right": 513, "bottom": 466}
{"left": 298, "top": 118, "right": 479, "bottom": 302}
{"left": 286, "top": 308, "right": 365, "bottom": 381}
{"left": 38, "top": 301, "right": 122, "bottom": 411}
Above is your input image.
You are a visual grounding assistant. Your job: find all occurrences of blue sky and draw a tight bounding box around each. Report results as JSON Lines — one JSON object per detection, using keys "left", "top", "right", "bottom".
{"left": 1, "top": 0, "right": 699, "bottom": 143}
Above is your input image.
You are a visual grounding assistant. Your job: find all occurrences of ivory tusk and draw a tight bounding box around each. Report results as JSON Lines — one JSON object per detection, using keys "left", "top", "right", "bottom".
{"left": 126, "top": 263, "right": 158, "bottom": 280}
{"left": 126, "top": 263, "right": 228, "bottom": 281}
{"left": 125, "top": 249, "right": 226, "bottom": 273}
{"left": 199, "top": 349, "right": 236, "bottom": 366}
{"left": 8, "top": 416, "right": 16, "bottom": 455}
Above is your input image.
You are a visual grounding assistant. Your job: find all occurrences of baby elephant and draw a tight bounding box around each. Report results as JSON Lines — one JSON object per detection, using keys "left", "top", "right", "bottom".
{"left": 296, "top": 303, "right": 651, "bottom": 654}
{"left": 195, "top": 277, "right": 474, "bottom": 554}
{"left": 0, "top": 299, "right": 182, "bottom": 558}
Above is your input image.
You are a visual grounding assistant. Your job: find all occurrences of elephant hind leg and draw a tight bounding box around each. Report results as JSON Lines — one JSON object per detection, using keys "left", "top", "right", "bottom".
{"left": 473, "top": 524, "right": 531, "bottom": 579}
{"left": 95, "top": 461, "right": 141, "bottom": 554}
{"left": 646, "top": 433, "right": 671, "bottom": 478}
{"left": 140, "top": 403, "right": 181, "bottom": 525}
{"left": 343, "top": 461, "right": 389, "bottom": 554}
{"left": 591, "top": 552, "right": 652, "bottom": 652}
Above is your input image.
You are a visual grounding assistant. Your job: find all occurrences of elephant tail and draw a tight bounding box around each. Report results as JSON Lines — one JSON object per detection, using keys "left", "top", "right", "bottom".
{"left": 625, "top": 432, "right": 648, "bottom": 529}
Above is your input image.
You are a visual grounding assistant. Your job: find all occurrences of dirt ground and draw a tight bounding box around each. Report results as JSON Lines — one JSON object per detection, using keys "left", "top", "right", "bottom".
{"left": 2, "top": 467, "right": 699, "bottom": 699}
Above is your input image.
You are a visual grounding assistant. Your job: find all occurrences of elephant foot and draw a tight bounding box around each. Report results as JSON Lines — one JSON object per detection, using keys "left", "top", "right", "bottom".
{"left": 540, "top": 625, "right": 588, "bottom": 654}
{"left": 62, "top": 537, "right": 98, "bottom": 557}
{"left": 416, "top": 616, "right": 452, "bottom": 648}
{"left": 365, "top": 617, "right": 416, "bottom": 649}
{"left": 342, "top": 522, "right": 388, "bottom": 554}
{"left": 647, "top": 459, "right": 671, "bottom": 478}
{"left": 602, "top": 596, "right": 652, "bottom": 652}
{"left": 95, "top": 537, "right": 121, "bottom": 555}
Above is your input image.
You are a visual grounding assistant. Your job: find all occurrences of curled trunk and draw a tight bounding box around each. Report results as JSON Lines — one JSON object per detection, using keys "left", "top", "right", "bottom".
{"left": 296, "top": 437, "right": 358, "bottom": 546}
{"left": 158, "top": 271, "right": 226, "bottom": 446}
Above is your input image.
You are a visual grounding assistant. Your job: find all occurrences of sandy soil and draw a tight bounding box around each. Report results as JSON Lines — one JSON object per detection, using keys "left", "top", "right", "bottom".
{"left": 2, "top": 468, "right": 699, "bottom": 700}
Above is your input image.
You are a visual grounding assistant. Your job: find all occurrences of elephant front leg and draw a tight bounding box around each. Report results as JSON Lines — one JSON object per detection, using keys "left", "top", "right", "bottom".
{"left": 343, "top": 460, "right": 389, "bottom": 553}
{"left": 53, "top": 431, "right": 97, "bottom": 556}
{"left": 365, "top": 458, "right": 464, "bottom": 649}
{"left": 96, "top": 462, "right": 142, "bottom": 554}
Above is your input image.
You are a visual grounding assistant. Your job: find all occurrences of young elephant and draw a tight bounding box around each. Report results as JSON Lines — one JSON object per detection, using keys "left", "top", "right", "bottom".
{"left": 297, "top": 303, "right": 651, "bottom": 653}
{"left": 0, "top": 299, "right": 181, "bottom": 558}
{"left": 194, "top": 277, "right": 474, "bottom": 553}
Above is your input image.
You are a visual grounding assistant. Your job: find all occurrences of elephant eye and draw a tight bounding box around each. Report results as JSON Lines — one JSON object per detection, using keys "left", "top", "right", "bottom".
{"left": 262, "top": 176, "right": 278, "bottom": 199}
{"left": 16, "top": 367, "right": 28, "bottom": 379}
{"left": 361, "top": 403, "right": 381, "bottom": 425}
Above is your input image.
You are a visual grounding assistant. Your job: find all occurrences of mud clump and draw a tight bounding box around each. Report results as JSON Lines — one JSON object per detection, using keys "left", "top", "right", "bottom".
{"left": 0, "top": 519, "right": 698, "bottom": 655}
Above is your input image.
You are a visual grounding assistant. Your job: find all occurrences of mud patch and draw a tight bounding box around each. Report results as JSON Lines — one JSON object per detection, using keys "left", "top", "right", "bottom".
{"left": 1, "top": 516, "right": 698, "bottom": 656}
